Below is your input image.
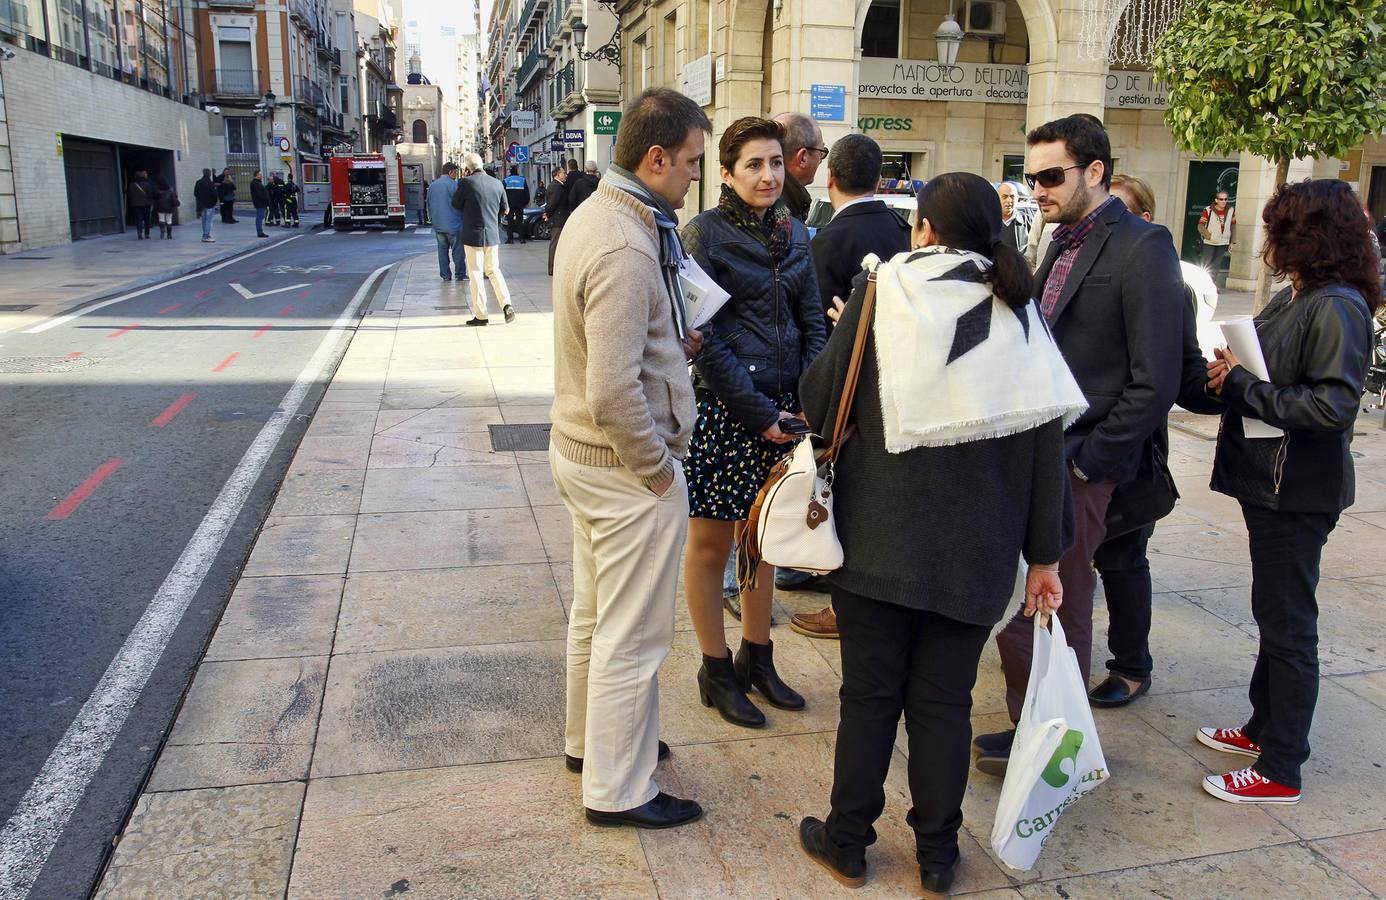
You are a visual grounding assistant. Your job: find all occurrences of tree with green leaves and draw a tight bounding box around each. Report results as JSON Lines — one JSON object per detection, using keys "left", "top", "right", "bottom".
{"left": 1153, "top": 0, "right": 1386, "bottom": 301}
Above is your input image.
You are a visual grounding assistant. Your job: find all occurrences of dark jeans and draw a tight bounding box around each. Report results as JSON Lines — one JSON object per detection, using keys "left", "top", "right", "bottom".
{"left": 1240, "top": 502, "right": 1337, "bottom": 789}
{"left": 1093, "top": 523, "right": 1155, "bottom": 681}
{"left": 254, "top": 206, "right": 267, "bottom": 236}
{"left": 220, "top": 200, "right": 235, "bottom": 223}
{"left": 131, "top": 206, "right": 151, "bottom": 237}
{"left": 824, "top": 587, "right": 991, "bottom": 872}
{"left": 998, "top": 473, "right": 1116, "bottom": 721}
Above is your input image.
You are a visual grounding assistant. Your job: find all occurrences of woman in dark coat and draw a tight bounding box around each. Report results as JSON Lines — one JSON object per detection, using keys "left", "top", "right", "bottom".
{"left": 153, "top": 176, "right": 179, "bottom": 239}
{"left": 218, "top": 170, "right": 238, "bottom": 223}
{"left": 1198, "top": 179, "right": 1377, "bottom": 805}
{"left": 795, "top": 173, "right": 1081, "bottom": 893}
{"left": 679, "top": 116, "right": 828, "bottom": 729}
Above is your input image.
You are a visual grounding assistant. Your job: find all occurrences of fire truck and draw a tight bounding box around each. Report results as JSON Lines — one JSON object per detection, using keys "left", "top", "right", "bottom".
{"left": 327, "top": 145, "right": 406, "bottom": 230}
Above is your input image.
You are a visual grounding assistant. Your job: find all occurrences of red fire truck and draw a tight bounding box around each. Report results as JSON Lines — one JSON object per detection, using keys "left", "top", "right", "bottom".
{"left": 328, "top": 145, "right": 406, "bottom": 230}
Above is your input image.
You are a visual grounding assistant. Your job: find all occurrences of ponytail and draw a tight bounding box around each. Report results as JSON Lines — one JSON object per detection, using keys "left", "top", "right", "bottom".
{"left": 987, "top": 240, "right": 1034, "bottom": 310}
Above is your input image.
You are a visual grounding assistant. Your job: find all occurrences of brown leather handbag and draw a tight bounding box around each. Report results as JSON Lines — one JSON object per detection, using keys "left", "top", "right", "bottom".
{"left": 736, "top": 272, "right": 878, "bottom": 591}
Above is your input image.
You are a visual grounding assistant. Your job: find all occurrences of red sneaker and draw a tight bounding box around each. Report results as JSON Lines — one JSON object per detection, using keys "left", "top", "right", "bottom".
{"left": 1196, "top": 726, "right": 1261, "bottom": 757}
{"left": 1202, "top": 767, "right": 1300, "bottom": 805}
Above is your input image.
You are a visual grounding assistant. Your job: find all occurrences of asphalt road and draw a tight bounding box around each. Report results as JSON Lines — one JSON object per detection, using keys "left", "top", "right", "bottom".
{"left": 0, "top": 226, "right": 432, "bottom": 900}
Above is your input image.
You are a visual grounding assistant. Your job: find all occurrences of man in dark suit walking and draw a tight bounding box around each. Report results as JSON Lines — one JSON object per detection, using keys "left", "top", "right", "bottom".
{"left": 453, "top": 152, "right": 514, "bottom": 326}
{"left": 976, "top": 115, "right": 1184, "bottom": 775}
{"left": 545, "top": 167, "right": 570, "bottom": 276}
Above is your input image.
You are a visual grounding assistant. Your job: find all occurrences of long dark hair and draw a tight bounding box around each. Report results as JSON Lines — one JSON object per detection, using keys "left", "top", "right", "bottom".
{"left": 915, "top": 172, "right": 1033, "bottom": 308}
{"left": 1262, "top": 179, "right": 1382, "bottom": 313}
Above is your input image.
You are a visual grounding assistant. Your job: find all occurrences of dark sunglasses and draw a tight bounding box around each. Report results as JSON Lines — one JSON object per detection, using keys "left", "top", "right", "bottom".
{"left": 1023, "top": 163, "right": 1089, "bottom": 190}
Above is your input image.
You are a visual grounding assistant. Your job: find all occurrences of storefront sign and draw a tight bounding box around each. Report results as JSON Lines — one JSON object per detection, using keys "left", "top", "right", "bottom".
{"left": 594, "top": 110, "right": 622, "bottom": 135}
{"left": 562, "top": 128, "right": 586, "bottom": 145}
{"left": 513, "top": 110, "right": 537, "bottom": 130}
{"left": 811, "top": 84, "right": 847, "bottom": 122}
{"left": 858, "top": 116, "right": 915, "bottom": 133}
{"left": 857, "top": 58, "right": 1166, "bottom": 110}
{"left": 682, "top": 53, "right": 714, "bottom": 106}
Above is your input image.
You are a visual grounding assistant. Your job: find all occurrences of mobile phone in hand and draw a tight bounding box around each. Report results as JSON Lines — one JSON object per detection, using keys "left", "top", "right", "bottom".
{"left": 778, "top": 417, "right": 811, "bottom": 436}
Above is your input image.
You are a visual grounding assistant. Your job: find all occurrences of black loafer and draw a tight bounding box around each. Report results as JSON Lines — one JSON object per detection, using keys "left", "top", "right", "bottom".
{"left": 972, "top": 728, "right": 1015, "bottom": 755}
{"left": 975, "top": 748, "right": 1009, "bottom": 778}
{"left": 585, "top": 792, "right": 703, "bottom": 829}
{"left": 464, "top": 317, "right": 488, "bottom": 326}
{"left": 799, "top": 816, "right": 866, "bottom": 888}
{"left": 1088, "top": 674, "right": 1152, "bottom": 708}
{"left": 920, "top": 853, "right": 960, "bottom": 897}
{"left": 566, "top": 740, "right": 670, "bottom": 773}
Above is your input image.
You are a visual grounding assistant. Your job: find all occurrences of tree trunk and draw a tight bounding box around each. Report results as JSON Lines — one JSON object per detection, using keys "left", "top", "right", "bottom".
{"left": 1252, "top": 155, "right": 1293, "bottom": 313}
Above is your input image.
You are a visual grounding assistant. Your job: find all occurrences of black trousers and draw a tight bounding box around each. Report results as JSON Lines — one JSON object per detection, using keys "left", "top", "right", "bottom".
{"left": 1240, "top": 502, "right": 1337, "bottom": 789}
{"left": 547, "top": 222, "right": 564, "bottom": 275}
{"left": 219, "top": 200, "right": 235, "bottom": 223}
{"left": 1093, "top": 523, "right": 1155, "bottom": 680}
{"left": 825, "top": 587, "right": 991, "bottom": 872}
{"left": 131, "top": 206, "right": 152, "bottom": 237}
{"left": 506, "top": 209, "right": 526, "bottom": 243}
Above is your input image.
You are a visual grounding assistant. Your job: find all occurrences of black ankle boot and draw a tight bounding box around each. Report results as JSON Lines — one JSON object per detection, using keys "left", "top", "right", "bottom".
{"left": 698, "top": 650, "right": 765, "bottom": 728}
{"left": 734, "top": 638, "right": 805, "bottom": 710}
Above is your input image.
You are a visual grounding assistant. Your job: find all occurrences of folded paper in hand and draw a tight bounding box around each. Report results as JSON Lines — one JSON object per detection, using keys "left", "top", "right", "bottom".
{"left": 1218, "top": 317, "right": 1283, "bottom": 439}
{"left": 678, "top": 256, "right": 731, "bottom": 330}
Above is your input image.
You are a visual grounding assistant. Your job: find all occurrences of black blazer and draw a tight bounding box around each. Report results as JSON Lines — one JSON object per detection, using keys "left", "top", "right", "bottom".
{"left": 809, "top": 200, "right": 911, "bottom": 319}
{"left": 1034, "top": 196, "right": 1184, "bottom": 484}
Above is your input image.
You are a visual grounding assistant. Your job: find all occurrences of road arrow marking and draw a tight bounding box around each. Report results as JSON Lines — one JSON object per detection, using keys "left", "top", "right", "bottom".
{"left": 229, "top": 282, "right": 309, "bottom": 300}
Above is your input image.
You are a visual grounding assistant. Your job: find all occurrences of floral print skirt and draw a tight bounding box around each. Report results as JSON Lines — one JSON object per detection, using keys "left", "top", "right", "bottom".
{"left": 685, "top": 391, "right": 797, "bottom": 521}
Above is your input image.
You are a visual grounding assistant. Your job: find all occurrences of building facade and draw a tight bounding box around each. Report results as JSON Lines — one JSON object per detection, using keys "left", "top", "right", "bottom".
{"left": 352, "top": 0, "right": 400, "bottom": 151}
{"left": 1, "top": 0, "right": 210, "bottom": 251}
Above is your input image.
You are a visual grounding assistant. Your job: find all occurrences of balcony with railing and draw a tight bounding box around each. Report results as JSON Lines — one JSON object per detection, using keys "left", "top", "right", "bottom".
{"left": 517, "top": 0, "right": 549, "bottom": 37}
{"left": 288, "top": 0, "right": 317, "bottom": 34}
{"left": 516, "top": 46, "right": 545, "bottom": 91}
{"left": 296, "top": 75, "right": 326, "bottom": 113}
{"left": 211, "top": 68, "right": 262, "bottom": 97}
{"left": 549, "top": 60, "right": 575, "bottom": 113}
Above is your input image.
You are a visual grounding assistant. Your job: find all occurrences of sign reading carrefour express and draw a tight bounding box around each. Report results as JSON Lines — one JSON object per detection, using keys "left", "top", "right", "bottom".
{"left": 857, "top": 58, "right": 1167, "bottom": 110}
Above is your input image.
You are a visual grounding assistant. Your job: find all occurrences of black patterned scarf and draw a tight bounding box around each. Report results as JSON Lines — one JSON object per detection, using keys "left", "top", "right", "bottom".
{"left": 717, "top": 183, "right": 792, "bottom": 263}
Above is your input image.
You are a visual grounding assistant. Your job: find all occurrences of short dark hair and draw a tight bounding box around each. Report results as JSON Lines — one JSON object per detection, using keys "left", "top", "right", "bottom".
{"left": 1262, "top": 179, "right": 1382, "bottom": 312}
{"left": 826, "top": 133, "right": 882, "bottom": 194}
{"left": 774, "top": 112, "right": 819, "bottom": 158}
{"left": 509, "top": 165, "right": 518, "bottom": 175}
{"left": 718, "top": 116, "right": 784, "bottom": 172}
{"left": 915, "top": 172, "right": 1034, "bottom": 309}
{"left": 1027, "top": 115, "right": 1113, "bottom": 188}
{"left": 613, "top": 87, "right": 713, "bottom": 171}
{"left": 443, "top": 162, "right": 458, "bottom": 174}
{"left": 567, "top": 158, "right": 579, "bottom": 171}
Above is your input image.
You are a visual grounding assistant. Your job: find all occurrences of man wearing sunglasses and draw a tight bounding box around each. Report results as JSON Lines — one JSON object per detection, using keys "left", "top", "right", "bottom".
{"left": 773, "top": 112, "right": 828, "bottom": 222}
{"left": 976, "top": 114, "right": 1185, "bottom": 776}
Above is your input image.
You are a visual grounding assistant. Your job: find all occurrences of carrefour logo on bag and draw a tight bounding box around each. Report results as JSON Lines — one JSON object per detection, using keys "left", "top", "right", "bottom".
{"left": 1014, "top": 729, "right": 1108, "bottom": 840}
{"left": 1041, "top": 728, "right": 1084, "bottom": 788}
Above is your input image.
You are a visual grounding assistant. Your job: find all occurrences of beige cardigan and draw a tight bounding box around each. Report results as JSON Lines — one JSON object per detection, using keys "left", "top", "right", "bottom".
{"left": 550, "top": 180, "right": 696, "bottom": 488}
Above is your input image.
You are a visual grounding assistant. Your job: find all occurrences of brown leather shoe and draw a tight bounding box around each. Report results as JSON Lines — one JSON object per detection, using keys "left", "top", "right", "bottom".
{"left": 789, "top": 605, "right": 839, "bottom": 640}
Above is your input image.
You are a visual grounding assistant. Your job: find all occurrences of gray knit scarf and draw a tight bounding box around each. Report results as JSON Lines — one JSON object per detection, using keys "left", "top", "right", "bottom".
{"left": 604, "top": 164, "right": 689, "bottom": 340}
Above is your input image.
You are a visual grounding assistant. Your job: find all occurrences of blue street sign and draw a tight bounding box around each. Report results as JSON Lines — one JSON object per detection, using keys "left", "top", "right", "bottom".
{"left": 551, "top": 139, "right": 565, "bottom": 151}
{"left": 563, "top": 128, "right": 586, "bottom": 145}
{"left": 810, "top": 84, "right": 846, "bottom": 122}
{"left": 513, "top": 145, "right": 530, "bottom": 163}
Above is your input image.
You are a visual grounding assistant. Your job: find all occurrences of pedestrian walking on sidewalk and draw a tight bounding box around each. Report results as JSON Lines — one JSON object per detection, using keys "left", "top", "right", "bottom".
{"left": 504, "top": 165, "right": 530, "bottom": 244}
{"left": 427, "top": 162, "right": 466, "bottom": 281}
{"left": 1195, "top": 179, "right": 1377, "bottom": 806}
{"left": 679, "top": 116, "right": 827, "bottom": 729}
{"left": 218, "top": 170, "right": 238, "bottom": 224}
{"left": 250, "top": 171, "right": 271, "bottom": 237}
{"left": 283, "top": 173, "right": 301, "bottom": 227}
{"left": 126, "top": 169, "right": 155, "bottom": 239}
{"left": 549, "top": 86, "right": 710, "bottom": 830}
{"left": 452, "top": 153, "right": 514, "bottom": 325}
{"left": 796, "top": 172, "right": 1082, "bottom": 895}
{"left": 566, "top": 160, "right": 600, "bottom": 213}
{"left": 153, "top": 176, "right": 179, "bottom": 239}
{"left": 194, "top": 168, "right": 217, "bottom": 242}
{"left": 545, "top": 168, "right": 571, "bottom": 276}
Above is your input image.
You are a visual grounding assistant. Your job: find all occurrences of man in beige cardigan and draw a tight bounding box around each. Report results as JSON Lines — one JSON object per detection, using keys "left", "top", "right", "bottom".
{"left": 550, "top": 87, "right": 710, "bottom": 829}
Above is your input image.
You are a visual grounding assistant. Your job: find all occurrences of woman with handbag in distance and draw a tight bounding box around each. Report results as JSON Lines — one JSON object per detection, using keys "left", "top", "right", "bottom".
{"left": 680, "top": 116, "right": 828, "bottom": 728}
{"left": 795, "top": 172, "right": 1084, "bottom": 894}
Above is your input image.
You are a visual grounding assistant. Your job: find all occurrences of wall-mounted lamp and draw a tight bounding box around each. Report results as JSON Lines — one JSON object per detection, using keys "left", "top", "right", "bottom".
{"left": 935, "top": 2, "right": 964, "bottom": 68}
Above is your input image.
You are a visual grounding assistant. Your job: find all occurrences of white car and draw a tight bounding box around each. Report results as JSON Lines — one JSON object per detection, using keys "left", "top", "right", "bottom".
{"left": 805, "top": 193, "right": 917, "bottom": 238}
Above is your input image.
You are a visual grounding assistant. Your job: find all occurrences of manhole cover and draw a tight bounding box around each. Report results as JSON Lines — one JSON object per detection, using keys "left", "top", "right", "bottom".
{"left": 0, "top": 356, "right": 100, "bottom": 374}
{"left": 0, "top": 305, "right": 36, "bottom": 312}
{"left": 489, "top": 423, "right": 551, "bottom": 452}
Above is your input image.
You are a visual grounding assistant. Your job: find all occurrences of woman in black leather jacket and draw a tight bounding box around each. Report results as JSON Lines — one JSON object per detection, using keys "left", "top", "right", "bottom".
{"left": 1197, "top": 179, "right": 1378, "bottom": 806}
{"left": 680, "top": 117, "right": 828, "bottom": 728}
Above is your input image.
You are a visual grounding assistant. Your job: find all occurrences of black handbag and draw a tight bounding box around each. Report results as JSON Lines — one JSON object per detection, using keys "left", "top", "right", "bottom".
{"left": 1104, "top": 432, "right": 1179, "bottom": 540}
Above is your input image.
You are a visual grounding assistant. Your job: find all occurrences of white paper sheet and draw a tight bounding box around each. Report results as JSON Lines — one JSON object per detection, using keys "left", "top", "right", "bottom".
{"left": 678, "top": 255, "right": 731, "bottom": 330}
{"left": 1219, "top": 317, "right": 1283, "bottom": 438}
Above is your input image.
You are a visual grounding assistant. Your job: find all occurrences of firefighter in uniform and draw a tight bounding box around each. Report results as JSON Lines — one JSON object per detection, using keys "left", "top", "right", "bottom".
{"left": 267, "top": 174, "right": 284, "bottom": 226}
{"left": 503, "top": 166, "right": 530, "bottom": 244}
{"left": 283, "top": 173, "right": 302, "bottom": 227}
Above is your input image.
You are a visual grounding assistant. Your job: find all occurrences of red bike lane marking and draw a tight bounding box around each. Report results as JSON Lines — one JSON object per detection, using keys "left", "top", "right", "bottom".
{"left": 158, "top": 303, "right": 182, "bottom": 314}
{"left": 150, "top": 392, "right": 197, "bottom": 427}
{"left": 253, "top": 324, "right": 273, "bottom": 339}
{"left": 108, "top": 324, "right": 139, "bottom": 338}
{"left": 212, "top": 352, "right": 240, "bottom": 372}
{"left": 195, "top": 288, "right": 214, "bottom": 299}
{"left": 280, "top": 304, "right": 295, "bottom": 315}
{"left": 66, "top": 351, "right": 83, "bottom": 358}
{"left": 47, "top": 458, "right": 123, "bottom": 520}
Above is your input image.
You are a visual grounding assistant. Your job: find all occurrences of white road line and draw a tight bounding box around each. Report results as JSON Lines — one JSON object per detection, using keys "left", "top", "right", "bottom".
{"left": 317, "top": 230, "right": 335, "bottom": 236}
{"left": 22, "top": 236, "right": 304, "bottom": 335}
{"left": 0, "top": 262, "right": 393, "bottom": 900}
{"left": 416, "top": 228, "right": 433, "bottom": 235}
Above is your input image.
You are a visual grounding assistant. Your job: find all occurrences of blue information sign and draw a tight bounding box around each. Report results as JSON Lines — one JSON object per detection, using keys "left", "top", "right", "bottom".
{"left": 512, "top": 145, "right": 530, "bottom": 163}
{"left": 810, "top": 84, "right": 846, "bottom": 122}
{"left": 563, "top": 128, "right": 586, "bottom": 145}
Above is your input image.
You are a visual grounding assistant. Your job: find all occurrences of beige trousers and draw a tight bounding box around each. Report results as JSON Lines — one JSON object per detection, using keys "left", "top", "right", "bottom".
{"left": 550, "top": 446, "right": 688, "bottom": 812}
{"left": 464, "top": 243, "right": 511, "bottom": 320}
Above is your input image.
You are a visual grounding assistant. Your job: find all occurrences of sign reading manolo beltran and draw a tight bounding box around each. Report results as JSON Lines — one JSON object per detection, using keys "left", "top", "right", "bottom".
{"left": 858, "top": 58, "right": 1168, "bottom": 110}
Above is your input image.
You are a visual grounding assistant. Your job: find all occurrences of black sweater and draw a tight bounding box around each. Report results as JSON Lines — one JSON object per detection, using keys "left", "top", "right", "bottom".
{"left": 799, "top": 272, "right": 1074, "bottom": 626}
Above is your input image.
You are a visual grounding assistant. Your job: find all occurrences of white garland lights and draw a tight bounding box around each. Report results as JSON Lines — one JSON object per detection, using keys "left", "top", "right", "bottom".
{"left": 1079, "top": 0, "right": 1189, "bottom": 64}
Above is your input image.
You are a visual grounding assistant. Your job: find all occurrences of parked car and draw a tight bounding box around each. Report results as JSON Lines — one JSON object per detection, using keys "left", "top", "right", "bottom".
{"left": 523, "top": 205, "right": 550, "bottom": 240}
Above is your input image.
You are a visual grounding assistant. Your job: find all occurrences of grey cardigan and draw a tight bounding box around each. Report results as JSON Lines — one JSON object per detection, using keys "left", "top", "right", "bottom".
{"left": 798, "top": 271, "right": 1074, "bottom": 626}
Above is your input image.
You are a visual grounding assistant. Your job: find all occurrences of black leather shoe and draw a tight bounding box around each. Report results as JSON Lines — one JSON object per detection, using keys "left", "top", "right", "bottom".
{"left": 972, "top": 728, "right": 1014, "bottom": 755}
{"left": 919, "top": 853, "right": 960, "bottom": 897}
{"left": 585, "top": 792, "right": 703, "bottom": 829}
{"left": 503, "top": 304, "right": 516, "bottom": 324}
{"left": 734, "top": 638, "right": 805, "bottom": 710}
{"left": 799, "top": 817, "right": 866, "bottom": 888}
{"left": 698, "top": 650, "right": 766, "bottom": 728}
{"left": 566, "top": 740, "right": 669, "bottom": 774}
{"left": 1088, "top": 674, "right": 1152, "bottom": 708}
{"left": 464, "top": 317, "right": 488, "bottom": 326}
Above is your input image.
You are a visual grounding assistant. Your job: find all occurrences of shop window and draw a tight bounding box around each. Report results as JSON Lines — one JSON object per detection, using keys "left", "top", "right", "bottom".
{"left": 412, "top": 119, "right": 428, "bottom": 143}
{"left": 1002, "top": 154, "right": 1024, "bottom": 183}
{"left": 225, "top": 117, "right": 259, "bottom": 155}
{"left": 861, "top": 0, "right": 900, "bottom": 59}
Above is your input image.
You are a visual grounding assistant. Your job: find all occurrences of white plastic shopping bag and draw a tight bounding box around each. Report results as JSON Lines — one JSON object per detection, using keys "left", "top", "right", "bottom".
{"left": 990, "top": 612, "right": 1109, "bottom": 871}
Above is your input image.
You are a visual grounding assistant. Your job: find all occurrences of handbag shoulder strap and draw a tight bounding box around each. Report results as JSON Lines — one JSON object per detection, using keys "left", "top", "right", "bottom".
{"left": 825, "top": 272, "right": 878, "bottom": 460}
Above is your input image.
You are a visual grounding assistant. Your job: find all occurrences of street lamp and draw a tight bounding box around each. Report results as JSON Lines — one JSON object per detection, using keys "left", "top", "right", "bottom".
{"left": 934, "top": 3, "right": 963, "bottom": 69}
{"left": 571, "top": 15, "right": 622, "bottom": 76}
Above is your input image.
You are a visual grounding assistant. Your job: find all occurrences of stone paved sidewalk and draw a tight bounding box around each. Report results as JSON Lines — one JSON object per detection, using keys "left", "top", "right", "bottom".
{"left": 94, "top": 243, "right": 1386, "bottom": 898}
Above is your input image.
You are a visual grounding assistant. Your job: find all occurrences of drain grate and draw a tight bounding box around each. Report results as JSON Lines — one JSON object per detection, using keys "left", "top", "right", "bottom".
{"left": 489, "top": 422, "right": 552, "bottom": 452}
{"left": 0, "top": 305, "right": 36, "bottom": 312}
{"left": 0, "top": 356, "right": 100, "bottom": 374}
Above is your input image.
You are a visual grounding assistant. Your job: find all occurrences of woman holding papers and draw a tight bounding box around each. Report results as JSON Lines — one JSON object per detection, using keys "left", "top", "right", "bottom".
{"left": 678, "top": 116, "right": 827, "bottom": 728}
{"left": 1199, "top": 179, "right": 1379, "bottom": 806}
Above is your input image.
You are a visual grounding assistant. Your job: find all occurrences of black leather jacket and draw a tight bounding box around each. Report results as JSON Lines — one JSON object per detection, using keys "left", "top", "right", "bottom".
{"left": 1209, "top": 284, "right": 1372, "bottom": 513}
{"left": 682, "top": 208, "right": 828, "bottom": 433}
